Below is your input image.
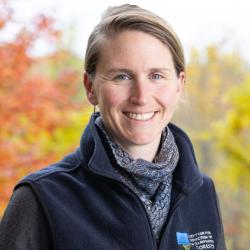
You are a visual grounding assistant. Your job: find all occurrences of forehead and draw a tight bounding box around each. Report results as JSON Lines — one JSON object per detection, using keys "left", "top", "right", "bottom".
{"left": 97, "top": 30, "right": 174, "bottom": 71}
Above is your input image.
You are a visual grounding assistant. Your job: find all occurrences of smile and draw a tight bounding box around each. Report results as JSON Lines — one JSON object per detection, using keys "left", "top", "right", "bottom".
{"left": 124, "top": 112, "right": 155, "bottom": 121}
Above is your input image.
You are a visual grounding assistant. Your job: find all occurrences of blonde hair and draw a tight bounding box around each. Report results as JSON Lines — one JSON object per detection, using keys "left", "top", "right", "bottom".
{"left": 85, "top": 4, "right": 185, "bottom": 77}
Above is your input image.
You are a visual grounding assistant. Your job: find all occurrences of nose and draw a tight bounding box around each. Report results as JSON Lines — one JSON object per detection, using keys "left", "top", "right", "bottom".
{"left": 129, "top": 77, "right": 150, "bottom": 105}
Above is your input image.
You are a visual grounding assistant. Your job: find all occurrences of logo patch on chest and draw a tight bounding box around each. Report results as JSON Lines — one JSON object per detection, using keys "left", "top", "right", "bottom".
{"left": 176, "top": 232, "right": 191, "bottom": 249}
{"left": 176, "top": 231, "right": 215, "bottom": 249}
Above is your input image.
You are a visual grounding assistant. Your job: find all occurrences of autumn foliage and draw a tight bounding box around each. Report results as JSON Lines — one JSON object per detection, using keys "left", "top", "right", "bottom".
{"left": 0, "top": 0, "right": 89, "bottom": 214}
{"left": 176, "top": 46, "right": 250, "bottom": 249}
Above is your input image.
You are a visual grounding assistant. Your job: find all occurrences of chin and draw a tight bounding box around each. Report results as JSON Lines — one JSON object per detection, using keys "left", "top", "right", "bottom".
{"left": 126, "top": 135, "right": 156, "bottom": 146}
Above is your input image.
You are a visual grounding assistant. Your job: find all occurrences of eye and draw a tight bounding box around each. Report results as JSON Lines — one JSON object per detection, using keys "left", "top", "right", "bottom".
{"left": 114, "top": 73, "right": 131, "bottom": 81}
{"left": 150, "top": 73, "right": 164, "bottom": 80}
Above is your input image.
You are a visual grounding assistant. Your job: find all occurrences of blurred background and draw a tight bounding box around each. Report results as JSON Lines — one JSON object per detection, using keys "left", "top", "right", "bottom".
{"left": 0, "top": 0, "right": 249, "bottom": 249}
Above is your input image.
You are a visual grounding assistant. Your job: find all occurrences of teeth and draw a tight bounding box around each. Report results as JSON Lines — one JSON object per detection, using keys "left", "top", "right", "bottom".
{"left": 126, "top": 112, "right": 155, "bottom": 121}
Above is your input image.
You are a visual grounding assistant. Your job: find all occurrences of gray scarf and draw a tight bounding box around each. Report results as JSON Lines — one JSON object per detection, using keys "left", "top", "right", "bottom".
{"left": 95, "top": 117, "right": 179, "bottom": 241}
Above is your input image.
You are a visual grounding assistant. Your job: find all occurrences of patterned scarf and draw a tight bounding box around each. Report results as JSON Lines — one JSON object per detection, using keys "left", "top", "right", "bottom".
{"left": 95, "top": 117, "right": 179, "bottom": 241}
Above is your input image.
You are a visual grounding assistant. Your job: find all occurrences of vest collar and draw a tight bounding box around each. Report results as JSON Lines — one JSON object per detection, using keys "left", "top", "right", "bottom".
{"left": 80, "top": 114, "right": 203, "bottom": 195}
{"left": 169, "top": 123, "right": 203, "bottom": 194}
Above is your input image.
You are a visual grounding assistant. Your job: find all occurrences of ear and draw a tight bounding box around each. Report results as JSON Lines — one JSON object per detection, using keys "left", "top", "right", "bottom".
{"left": 177, "top": 71, "right": 186, "bottom": 93}
{"left": 83, "top": 72, "right": 98, "bottom": 105}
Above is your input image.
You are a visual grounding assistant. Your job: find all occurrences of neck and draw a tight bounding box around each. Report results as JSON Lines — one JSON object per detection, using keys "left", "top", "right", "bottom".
{"left": 115, "top": 138, "right": 161, "bottom": 162}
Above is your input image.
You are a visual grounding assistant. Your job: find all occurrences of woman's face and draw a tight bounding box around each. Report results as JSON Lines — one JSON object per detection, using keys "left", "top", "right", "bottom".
{"left": 84, "top": 30, "right": 185, "bottom": 155}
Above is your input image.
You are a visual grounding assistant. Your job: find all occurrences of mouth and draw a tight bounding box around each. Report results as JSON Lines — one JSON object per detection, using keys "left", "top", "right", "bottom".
{"left": 123, "top": 111, "right": 156, "bottom": 121}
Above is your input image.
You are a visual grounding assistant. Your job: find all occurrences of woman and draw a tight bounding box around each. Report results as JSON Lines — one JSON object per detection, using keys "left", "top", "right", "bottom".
{"left": 0, "top": 4, "right": 226, "bottom": 250}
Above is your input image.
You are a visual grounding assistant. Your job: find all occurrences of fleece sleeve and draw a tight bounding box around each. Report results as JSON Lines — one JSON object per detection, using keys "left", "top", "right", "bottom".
{"left": 0, "top": 185, "right": 52, "bottom": 250}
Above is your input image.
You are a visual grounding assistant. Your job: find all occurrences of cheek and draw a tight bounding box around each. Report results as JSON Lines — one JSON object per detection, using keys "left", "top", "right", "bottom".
{"left": 97, "top": 86, "right": 127, "bottom": 109}
{"left": 157, "top": 86, "right": 180, "bottom": 108}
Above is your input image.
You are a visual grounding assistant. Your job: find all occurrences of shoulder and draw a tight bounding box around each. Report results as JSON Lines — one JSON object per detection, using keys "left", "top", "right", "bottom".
{"left": 16, "top": 148, "right": 86, "bottom": 189}
{"left": 200, "top": 174, "right": 221, "bottom": 207}
{"left": 200, "top": 174, "right": 217, "bottom": 196}
{"left": 193, "top": 174, "right": 222, "bottom": 215}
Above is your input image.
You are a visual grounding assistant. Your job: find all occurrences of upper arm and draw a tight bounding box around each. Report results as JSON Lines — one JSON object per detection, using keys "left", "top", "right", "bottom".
{"left": 0, "top": 185, "right": 52, "bottom": 250}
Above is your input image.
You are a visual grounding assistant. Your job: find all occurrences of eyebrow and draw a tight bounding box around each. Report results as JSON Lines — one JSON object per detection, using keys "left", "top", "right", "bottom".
{"left": 105, "top": 67, "right": 171, "bottom": 75}
{"left": 106, "top": 68, "right": 134, "bottom": 75}
{"left": 149, "top": 67, "right": 171, "bottom": 73}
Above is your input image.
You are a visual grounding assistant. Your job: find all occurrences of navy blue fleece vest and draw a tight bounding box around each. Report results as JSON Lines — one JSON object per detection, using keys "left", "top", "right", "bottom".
{"left": 15, "top": 116, "right": 226, "bottom": 249}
